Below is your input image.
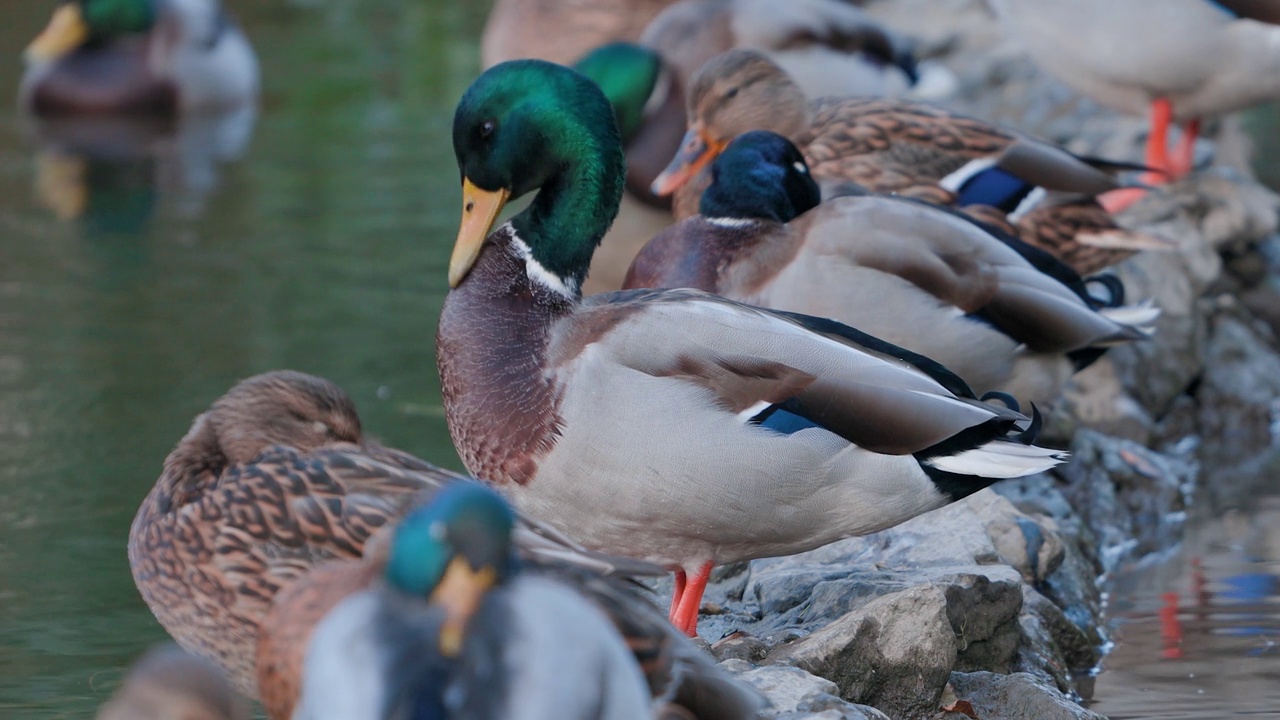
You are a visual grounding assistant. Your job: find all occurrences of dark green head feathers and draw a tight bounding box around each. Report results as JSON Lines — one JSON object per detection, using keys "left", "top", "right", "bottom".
{"left": 451, "top": 59, "right": 625, "bottom": 289}
{"left": 700, "top": 130, "right": 821, "bottom": 223}
{"left": 384, "top": 483, "right": 517, "bottom": 598}
{"left": 573, "top": 42, "right": 662, "bottom": 144}
{"left": 83, "top": 0, "right": 158, "bottom": 37}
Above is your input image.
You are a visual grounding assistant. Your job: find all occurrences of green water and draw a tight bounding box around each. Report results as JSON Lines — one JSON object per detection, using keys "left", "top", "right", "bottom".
{"left": 0, "top": 1, "right": 486, "bottom": 716}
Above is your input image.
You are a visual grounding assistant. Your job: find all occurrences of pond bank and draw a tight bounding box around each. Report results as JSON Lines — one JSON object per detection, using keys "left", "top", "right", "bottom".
{"left": 695, "top": 1, "right": 1280, "bottom": 717}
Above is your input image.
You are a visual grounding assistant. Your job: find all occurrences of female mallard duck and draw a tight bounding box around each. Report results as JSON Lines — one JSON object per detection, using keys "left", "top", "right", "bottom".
{"left": 284, "top": 484, "right": 762, "bottom": 720}
{"left": 986, "top": 0, "right": 1280, "bottom": 180}
{"left": 649, "top": 49, "right": 1171, "bottom": 275}
{"left": 21, "top": 0, "right": 259, "bottom": 115}
{"left": 438, "top": 59, "right": 1066, "bottom": 637}
{"left": 624, "top": 130, "right": 1158, "bottom": 406}
{"left": 129, "top": 371, "right": 458, "bottom": 699}
{"left": 97, "top": 644, "right": 247, "bottom": 720}
{"left": 481, "top": 0, "right": 681, "bottom": 69}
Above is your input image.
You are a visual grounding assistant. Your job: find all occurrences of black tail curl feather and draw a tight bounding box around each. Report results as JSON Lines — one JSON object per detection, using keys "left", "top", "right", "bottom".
{"left": 1084, "top": 274, "right": 1126, "bottom": 309}
{"left": 979, "top": 390, "right": 1022, "bottom": 415}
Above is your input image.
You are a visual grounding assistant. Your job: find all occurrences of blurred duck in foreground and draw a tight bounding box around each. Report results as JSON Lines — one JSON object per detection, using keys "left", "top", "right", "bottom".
{"left": 985, "top": 0, "right": 1280, "bottom": 181}
{"left": 439, "top": 59, "right": 1066, "bottom": 638}
{"left": 651, "top": 49, "right": 1172, "bottom": 275}
{"left": 21, "top": 0, "right": 259, "bottom": 116}
{"left": 96, "top": 644, "right": 247, "bottom": 720}
{"left": 625, "top": 130, "right": 1159, "bottom": 406}
{"left": 288, "top": 483, "right": 761, "bottom": 720}
{"left": 128, "top": 371, "right": 753, "bottom": 719}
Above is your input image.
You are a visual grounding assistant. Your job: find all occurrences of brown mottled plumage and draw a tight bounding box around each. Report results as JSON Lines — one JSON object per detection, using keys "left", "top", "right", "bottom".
{"left": 128, "top": 371, "right": 460, "bottom": 699}
{"left": 96, "top": 644, "right": 248, "bottom": 720}
{"left": 660, "top": 49, "right": 1171, "bottom": 274}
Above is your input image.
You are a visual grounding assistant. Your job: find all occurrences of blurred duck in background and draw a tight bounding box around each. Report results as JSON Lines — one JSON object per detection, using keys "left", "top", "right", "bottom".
{"left": 482, "top": 0, "right": 680, "bottom": 69}
{"left": 95, "top": 644, "right": 247, "bottom": 720}
{"left": 19, "top": 0, "right": 259, "bottom": 224}
{"left": 651, "top": 49, "right": 1172, "bottom": 275}
{"left": 625, "top": 130, "right": 1158, "bottom": 407}
{"left": 21, "top": 0, "right": 258, "bottom": 116}
{"left": 571, "top": 0, "right": 924, "bottom": 292}
{"left": 985, "top": 0, "right": 1280, "bottom": 182}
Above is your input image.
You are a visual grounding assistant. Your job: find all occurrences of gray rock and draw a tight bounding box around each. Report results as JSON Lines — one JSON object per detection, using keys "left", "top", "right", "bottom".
{"left": 767, "top": 585, "right": 957, "bottom": 720}
{"left": 947, "top": 672, "right": 1107, "bottom": 720}
{"left": 967, "top": 491, "right": 1065, "bottom": 585}
{"left": 725, "top": 662, "right": 891, "bottom": 720}
{"left": 1056, "top": 431, "right": 1195, "bottom": 569}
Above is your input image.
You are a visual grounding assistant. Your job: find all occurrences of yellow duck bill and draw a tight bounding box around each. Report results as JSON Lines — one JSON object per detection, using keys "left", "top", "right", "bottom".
{"left": 25, "top": 4, "right": 90, "bottom": 64}
{"left": 450, "top": 178, "right": 510, "bottom": 288}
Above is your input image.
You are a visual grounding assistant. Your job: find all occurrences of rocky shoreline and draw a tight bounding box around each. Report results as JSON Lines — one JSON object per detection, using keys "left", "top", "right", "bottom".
{"left": 678, "top": 1, "right": 1280, "bottom": 718}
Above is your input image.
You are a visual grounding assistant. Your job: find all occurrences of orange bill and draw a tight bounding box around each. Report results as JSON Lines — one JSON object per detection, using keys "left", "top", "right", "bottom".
{"left": 450, "top": 178, "right": 510, "bottom": 288}
{"left": 650, "top": 123, "right": 728, "bottom": 196}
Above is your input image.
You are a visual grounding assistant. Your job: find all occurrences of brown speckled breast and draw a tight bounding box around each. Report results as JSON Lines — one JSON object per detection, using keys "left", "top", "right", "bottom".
{"left": 437, "top": 226, "right": 570, "bottom": 487}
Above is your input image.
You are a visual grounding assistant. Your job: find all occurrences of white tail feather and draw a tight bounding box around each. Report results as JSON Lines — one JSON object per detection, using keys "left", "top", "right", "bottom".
{"left": 1101, "top": 300, "right": 1161, "bottom": 335}
{"left": 925, "top": 440, "right": 1067, "bottom": 478}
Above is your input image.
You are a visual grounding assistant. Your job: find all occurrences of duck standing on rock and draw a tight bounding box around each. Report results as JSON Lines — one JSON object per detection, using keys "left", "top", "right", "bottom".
{"left": 437, "top": 59, "right": 1067, "bottom": 638}
{"left": 289, "top": 483, "right": 762, "bottom": 720}
{"left": 625, "top": 130, "right": 1159, "bottom": 406}
{"left": 650, "top": 49, "right": 1171, "bottom": 275}
{"left": 985, "top": 0, "right": 1280, "bottom": 182}
{"left": 21, "top": 0, "right": 259, "bottom": 116}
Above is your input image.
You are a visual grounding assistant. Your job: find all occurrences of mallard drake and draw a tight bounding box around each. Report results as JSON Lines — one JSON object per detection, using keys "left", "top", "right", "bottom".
{"left": 650, "top": 49, "right": 1171, "bottom": 275}
{"left": 21, "top": 0, "right": 259, "bottom": 115}
{"left": 572, "top": 0, "right": 919, "bottom": 209}
{"left": 481, "top": 0, "right": 681, "bottom": 69}
{"left": 286, "top": 484, "right": 762, "bottom": 720}
{"left": 624, "top": 130, "right": 1158, "bottom": 406}
{"left": 985, "top": 0, "right": 1280, "bottom": 179}
{"left": 128, "top": 371, "right": 460, "bottom": 699}
{"left": 96, "top": 644, "right": 247, "bottom": 720}
{"left": 438, "top": 59, "right": 1066, "bottom": 637}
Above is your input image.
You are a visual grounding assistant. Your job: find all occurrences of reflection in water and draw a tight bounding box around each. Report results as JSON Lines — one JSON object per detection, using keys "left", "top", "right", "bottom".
{"left": 27, "top": 106, "right": 258, "bottom": 230}
{"left": 1091, "top": 496, "right": 1280, "bottom": 719}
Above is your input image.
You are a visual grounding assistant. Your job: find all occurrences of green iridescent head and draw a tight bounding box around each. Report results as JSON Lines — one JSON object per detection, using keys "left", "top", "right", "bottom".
{"left": 448, "top": 59, "right": 624, "bottom": 290}
{"left": 573, "top": 42, "right": 663, "bottom": 144}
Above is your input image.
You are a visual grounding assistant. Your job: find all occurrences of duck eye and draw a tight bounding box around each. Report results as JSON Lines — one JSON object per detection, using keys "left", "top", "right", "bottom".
{"left": 724, "top": 87, "right": 739, "bottom": 100}
{"left": 479, "top": 119, "right": 496, "bottom": 139}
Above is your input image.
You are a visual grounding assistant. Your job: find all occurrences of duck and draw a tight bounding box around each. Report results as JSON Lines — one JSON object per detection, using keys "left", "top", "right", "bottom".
{"left": 481, "top": 0, "right": 681, "bottom": 69}
{"left": 21, "top": 0, "right": 259, "bottom": 116}
{"left": 128, "top": 370, "right": 461, "bottom": 699}
{"left": 624, "top": 130, "right": 1158, "bottom": 406}
{"left": 572, "top": 1, "right": 919, "bottom": 208}
{"left": 985, "top": 0, "right": 1280, "bottom": 180}
{"left": 438, "top": 59, "right": 1067, "bottom": 638}
{"left": 649, "top": 49, "right": 1171, "bottom": 275}
{"left": 285, "top": 483, "right": 763, "bottom": 720}
{"left": 129, "top": 370, "right": 736, "bottom": 719}
{"left": 96, "top": 644, "right": 248, "bottom": 720}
